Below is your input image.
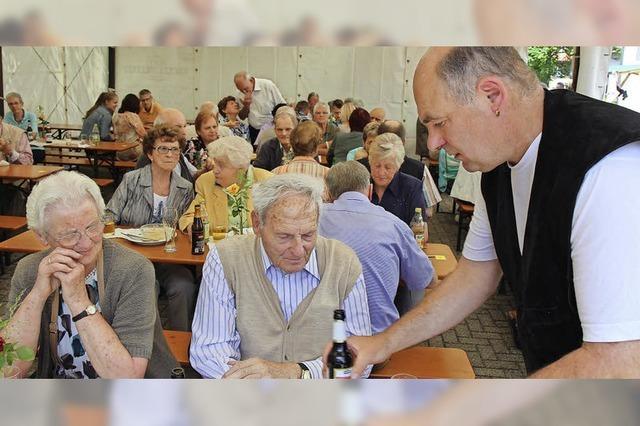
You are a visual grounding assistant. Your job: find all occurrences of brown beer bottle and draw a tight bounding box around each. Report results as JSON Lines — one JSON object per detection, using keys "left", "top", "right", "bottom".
{"left": 328, "top": 309, "right": 353, "bottom": 379}
{"left": 191, "top": 205, "right": 205, "bottom": 255}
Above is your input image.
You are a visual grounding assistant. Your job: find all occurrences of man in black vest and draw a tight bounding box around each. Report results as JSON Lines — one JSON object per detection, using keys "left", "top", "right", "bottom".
{"left": 337, "top": 47, "right": 640, "bottom": 378}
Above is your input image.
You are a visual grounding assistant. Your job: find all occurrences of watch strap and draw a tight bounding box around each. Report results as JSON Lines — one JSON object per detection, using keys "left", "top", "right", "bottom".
{"left": 72, "top": 305, "right": 96, "bottom": 322}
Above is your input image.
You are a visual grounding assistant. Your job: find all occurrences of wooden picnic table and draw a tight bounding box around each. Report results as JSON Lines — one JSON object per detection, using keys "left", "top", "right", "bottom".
{"left": 0, "top": 164, "right": 63, "bottom": 181}
{"left": 423, "top": 243, "right": 457, "bottom": 280}
{"left": 162, "top": 330, "right": 475, "bottom": 378}
{"left": 0, "top": 228, "right": 207, "bottom": 265}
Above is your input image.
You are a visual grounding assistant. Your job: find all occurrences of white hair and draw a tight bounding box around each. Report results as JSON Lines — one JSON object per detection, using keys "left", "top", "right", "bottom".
{"left": 313, "top": 102, "right": 330, "bottom": 114}
{"left": 369, "top": 133, "right": 405, "bottom": 169}
{"left": 153, "top": 108, "right": 185, "bottom": 126}
{"left": 274, "top": 106, "right": 298, "bottom": 127}
{"left": 252, "top": 173, "right": 324, "bottom": 224}
{"left": 26, "top": 171, "right": 105, "bottom": 235}
{"left": 207, "top": 136, "right": 254, "bottom": 169}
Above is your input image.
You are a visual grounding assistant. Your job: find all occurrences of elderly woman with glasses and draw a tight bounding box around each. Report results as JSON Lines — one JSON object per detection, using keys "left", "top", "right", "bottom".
{"left": 3, "top": 171, "right": 177, "bottom": 378}
{"left": 179, "top": 136, "right": 273, "bottom": 237}
{"left": 106, "top": 125, "right": 195, "bottom": 331}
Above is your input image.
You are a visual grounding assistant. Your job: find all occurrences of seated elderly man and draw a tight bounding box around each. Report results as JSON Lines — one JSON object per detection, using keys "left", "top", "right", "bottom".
{"left": 319, "top": 161, "right": 436, "bottom": 333}
{"left": 190, "top": 174, "right": 372, "bottom": 379}
{"left": 4, "top": 92, "right": 39, "bottom": 132}
{"left": 2, "top": 171, "right": 177, "bottom": 378}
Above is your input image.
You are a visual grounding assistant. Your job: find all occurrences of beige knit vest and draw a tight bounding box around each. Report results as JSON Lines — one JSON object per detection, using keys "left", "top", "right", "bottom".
{"left": 216, "top": 235, "right": 362, "bottom": 363}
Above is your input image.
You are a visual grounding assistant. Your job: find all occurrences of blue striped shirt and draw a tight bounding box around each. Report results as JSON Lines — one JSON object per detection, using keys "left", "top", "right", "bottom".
{"left": 319, "top": 192, "right": 434, "bottom": 334}
{"left": 190, "top": 239, "right": 372, "bottom": 379}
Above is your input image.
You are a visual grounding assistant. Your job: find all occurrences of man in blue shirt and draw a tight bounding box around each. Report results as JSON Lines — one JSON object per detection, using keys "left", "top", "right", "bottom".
{"left": 4, "top": 92, "right": 39, "bottom": 132}
{"left": 319, "top": 161, "right": 436, "bottom": 334}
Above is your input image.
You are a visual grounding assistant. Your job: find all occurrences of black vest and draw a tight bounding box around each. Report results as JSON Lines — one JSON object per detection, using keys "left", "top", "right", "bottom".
{"left": 481, "top": 90, "right": 640, "bottom": 373}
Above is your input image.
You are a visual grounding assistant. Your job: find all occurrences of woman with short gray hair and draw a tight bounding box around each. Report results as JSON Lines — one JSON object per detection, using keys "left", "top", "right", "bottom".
{"left": 369, "top": 133, "right": 428, "bottom": 229}
{"left": 179, "top": 136, "right": 273, "bottom": 235}
{"left": 4, "top": 170, "right": 177, "bottom": 378}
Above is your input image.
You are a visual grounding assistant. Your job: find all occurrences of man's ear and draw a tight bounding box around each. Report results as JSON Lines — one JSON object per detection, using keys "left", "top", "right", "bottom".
{"left": 477, "top": 76, "right": 506, "bottom": 116}
{"left": 251, "top": 210, "right": 261, "bottom": 236}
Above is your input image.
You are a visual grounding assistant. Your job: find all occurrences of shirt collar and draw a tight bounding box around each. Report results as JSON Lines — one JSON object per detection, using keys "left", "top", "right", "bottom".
{"left": 252, "top": 77, "right": 262, "bottom": 92}
{"left": 337, "top": 191, "right": 369, "bottom": 203}
{"left": 259, "top": 238, "right": 320, "bottom": 280}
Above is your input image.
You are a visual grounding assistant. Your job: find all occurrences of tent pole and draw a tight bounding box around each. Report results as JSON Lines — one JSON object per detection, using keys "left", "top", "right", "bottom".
{"left": 0, "top": 46, "right": 4, "bottom": 117}
{"left": 108, "top": 47, "right": 116, "bottom": 90}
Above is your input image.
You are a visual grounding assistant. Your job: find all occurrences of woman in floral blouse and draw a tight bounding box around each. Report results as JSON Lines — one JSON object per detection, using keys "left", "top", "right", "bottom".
{"left": 217, "top": 96, "right": 250, "bottom": 142}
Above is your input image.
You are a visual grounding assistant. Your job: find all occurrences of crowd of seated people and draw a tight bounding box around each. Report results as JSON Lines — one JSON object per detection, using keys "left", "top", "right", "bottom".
{"left": 2, "top": 77, "right": 444, "bottom": 379}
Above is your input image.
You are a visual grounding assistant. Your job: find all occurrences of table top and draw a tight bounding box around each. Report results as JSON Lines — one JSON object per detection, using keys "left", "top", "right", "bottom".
{"left": 0, "top": 229, "right": 208, "bottom": 265}
{"left": 41, "top": 140, "right": 138, "bottom": 152}
{"left": 423, "top": 243, "right": 458, "bottom": 280}
{"left": 369, "top": 345, "right": 475, "bottom": 379}
{"left": 0, "top": 164, "right": 63, "bottom": 180}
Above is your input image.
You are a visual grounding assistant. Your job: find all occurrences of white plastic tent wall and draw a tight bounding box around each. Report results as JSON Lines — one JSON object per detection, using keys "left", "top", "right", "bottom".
{"left": 3, "top": 46, "right": 429, "bottom": 156}
{"left": 2, "top": 47, "right": 108, "bottom": 125}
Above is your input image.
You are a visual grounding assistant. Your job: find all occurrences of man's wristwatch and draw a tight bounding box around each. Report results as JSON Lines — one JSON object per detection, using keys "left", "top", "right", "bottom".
{"left": 298, "top": 363, "right": 312, "bottom": 379}
{"left": 72, "top": 304, "right": 98, "bottom": 322}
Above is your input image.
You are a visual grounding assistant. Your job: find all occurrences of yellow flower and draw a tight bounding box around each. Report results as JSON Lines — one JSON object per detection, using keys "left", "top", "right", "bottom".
{"left": 226, "top": 183, "right": 241, "bottom": 195}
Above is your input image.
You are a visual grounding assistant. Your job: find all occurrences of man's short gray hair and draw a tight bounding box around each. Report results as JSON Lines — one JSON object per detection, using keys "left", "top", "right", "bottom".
{"left": 326, "top": 161, "right": 370, "bottom": 199}
{"left": 362, "top": 121, "right": 381, "bottom": 141}
{"left": 207, "top": 136, "right": 254, "bottom": 169}
{"left": 153, "top": 108, "right": 185, "bottom": 126}
{"left": 252, "top": 173, "right": 324, "bottom": 224}
{"left": 26, "top": 171, "right": 105, "bottom": 235}
{"left": 5, "top": 92, "right": 23, "bottom": 103}
{"left": 313, "top": 102, "right": 330, "bottom": 114}
{"left": 274, "top": 106, "right": 298, "bottom": 127}
{"left": 436, "top": 47, "right": 539, "bottom": 104}
{"left": 369, "top": 133, "right": 405, "bottom": 169}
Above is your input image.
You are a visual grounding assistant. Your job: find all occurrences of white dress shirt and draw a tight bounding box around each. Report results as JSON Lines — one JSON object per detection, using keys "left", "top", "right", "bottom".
{"left": 236, "top": 77, "right": 285, "bottom": 129}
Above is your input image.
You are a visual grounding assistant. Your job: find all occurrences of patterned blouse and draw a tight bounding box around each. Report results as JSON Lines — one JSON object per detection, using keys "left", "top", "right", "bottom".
{"left": 219, "top": 116, "right": 250, "bottom": 142}
{"left": 54, "top": 269, "right": 101, "bottom": 379}
{"left": 183, "top": 136, "right": 208, "bottom": 169}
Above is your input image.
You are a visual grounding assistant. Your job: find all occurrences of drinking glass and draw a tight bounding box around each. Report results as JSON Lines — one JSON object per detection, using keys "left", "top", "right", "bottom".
{"left": 163, "top": 207, "right": 178, "bottom": 253}
{"left": 102, "top": 212, "right": 115, "bottom": 237}
{"left": 80, "top": 133, "right": 88, "bottom": 146}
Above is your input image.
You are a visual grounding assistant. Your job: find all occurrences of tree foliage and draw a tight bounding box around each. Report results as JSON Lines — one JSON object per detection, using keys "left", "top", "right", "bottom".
{"left": 527, "top": 46, "right": 575, "bottom": 85}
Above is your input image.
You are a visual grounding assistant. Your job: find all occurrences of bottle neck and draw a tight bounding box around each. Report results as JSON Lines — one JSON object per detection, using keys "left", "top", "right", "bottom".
{"left": 333, "top": 319, "right": 347, "bottom": 343}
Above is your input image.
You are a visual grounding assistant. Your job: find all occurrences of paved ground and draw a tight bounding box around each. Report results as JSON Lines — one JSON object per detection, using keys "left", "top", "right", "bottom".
{"left": 0, "top": 192, "right": 527, "bottom": 378}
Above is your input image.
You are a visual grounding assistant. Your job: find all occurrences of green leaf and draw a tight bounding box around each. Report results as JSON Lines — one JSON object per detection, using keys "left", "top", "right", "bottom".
{"left": 15, "top": 346, "right": 35, "bottom": 361}
{"left": 6, "top": 352, "right": 15, "bottom": 366}
{"left": 0, "top": 353, "right": 5, "bottom": 369}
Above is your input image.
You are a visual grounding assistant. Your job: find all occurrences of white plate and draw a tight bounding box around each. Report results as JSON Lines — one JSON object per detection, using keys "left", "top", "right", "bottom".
{"left": 115, "top": 228, "right": 168, "bottom": 246}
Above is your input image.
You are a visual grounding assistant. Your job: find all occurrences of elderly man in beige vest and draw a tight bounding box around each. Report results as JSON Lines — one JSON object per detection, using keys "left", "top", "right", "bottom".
{"left": 190, "top": 173, "right": 372, "bottom": 379}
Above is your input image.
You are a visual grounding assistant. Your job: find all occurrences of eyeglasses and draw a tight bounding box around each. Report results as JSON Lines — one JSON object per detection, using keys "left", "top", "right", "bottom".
{"left": 52, "top": 220, "right": 104, "bottom": 247}
{"left": 153, "top": 146, "right": 181, "bottom": 155}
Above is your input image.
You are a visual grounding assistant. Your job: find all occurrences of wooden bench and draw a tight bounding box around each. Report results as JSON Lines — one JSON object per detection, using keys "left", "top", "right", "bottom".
{"left": 1, "top": 216, "right": 29, "bottom": 273}
{"left": 0, "top": 215, "right": 28, "bottom": 231}
{"left": 370, "top": 346, "right": 475, "bottom": 379}
{"left": 163, "top": 330, "right": 191, "bottom": 365}
{"left": 44, "top": 155, "right": 91, "bottom": 167}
